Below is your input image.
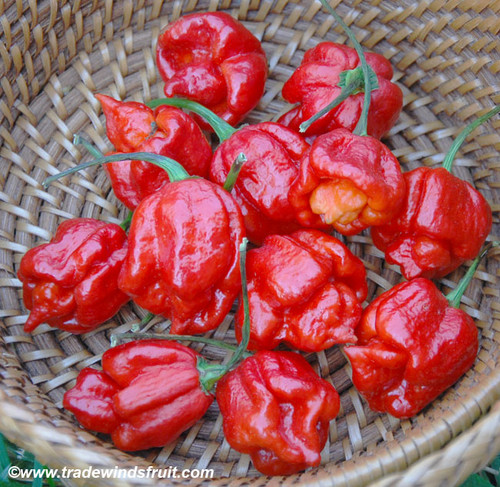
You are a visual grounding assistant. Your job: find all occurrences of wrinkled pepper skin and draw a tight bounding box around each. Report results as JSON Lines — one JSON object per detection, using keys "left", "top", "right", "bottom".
{"left": 278, "top": 42, "right": 403, "bottom": 139}
{"left": 210, "top": 122, "right": 309, "bottom": 244}
{"left": 371, "top": 167, "right": 492, "bottom": 280}
{"left": 156, "top": 12, "right": 268, "bottom": 129}
{"left": 289, "top": 129, "right": 406, "bottom": 236}
{"left": 234, "top": 230, "right": 368, "bottom": 351}
{"left": 18, "top": 219, "right": 129, "bottom": 334}
{"left": 64, "top": 340, "right": 213, "bottom": 451}
{"left": 344, "top": 278, "right": 478, "bottom": 418}
{"left": 96, "top": 94, "right": 212, "bottom": 209}
{"left": 118, "top": 178, "right": 245, "bottom": 335}
{"left": 216, "top": 350, "right": 340, "bottom": 475}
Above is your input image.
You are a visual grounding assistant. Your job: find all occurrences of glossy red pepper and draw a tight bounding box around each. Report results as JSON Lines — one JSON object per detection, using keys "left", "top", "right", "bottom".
{"left": 18, "top": 218, "right": 129, "bottom": 334}
{"left": 96, "top": 94, "right": 212, "bottom": 209}
{"left": 278, "top": 42, "right": 403, "bottom": 139}
{"left": 289, "top": 128, "right": 406, "bottom": 235}
{"left": 371, "top": 167, "right": 492, "bottom": 279}
{"left": 210, "top": 122, "right": 309, "bottom": 244}
{"left": 63, "top": 340, "right": 214, "bottom": 451}
{"left": 370, "top": 106, "right": 498, "bottom": 280}
{"left": 216, "top": 350, "right": 340, "bottom": 475}
{"left": 118, "top": 178, "right": 245, "bottom": 335}
{"left": 234, "top": 230, "right": 367, "bottom": 351}
{"left": 156, "top": 12, "right": 267, "bottom": 129}
{"left": 344, "top": 274, "right": 480, "bottom": 418}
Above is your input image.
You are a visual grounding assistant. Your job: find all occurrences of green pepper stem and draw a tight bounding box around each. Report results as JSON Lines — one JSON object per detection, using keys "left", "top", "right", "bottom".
{"left": 119, "top": 211, "right": 134, "bottom": 231}
{"left": 74, "top": 134, "right": 104, "bottom": 159}
{"left": 319, "top": 0, "right": 372, "bottom": 136}
{"left": 111, "top": 331, "right": 250, "bottom": 357}
{"left": 442, "top": 104, "right": 500, "bottom": 172}
{"left": 299, "top": 74, "right": 364, "bottom": 133}
{"left": 225, "top": 238, "right": 250, "bottom": 369}
{"left": 73, "top": 135, "right": 135, "bottom": 231}
{"left": 146, "top": 97, "right": 237, "bottom": 142}
{"left": 43, "top": 152, "right": 191, "bottom": 188}
{"left": 197, "top": 238, "right": 250, "bottom": 392}
{"left": 446, "top": 242, "right": 498, "bottom": 308}
{"left": 223, "top": 153, "right": 247, "bottom": 192}
{"left": 127, "top": 312, "right": 156, "bottom": 333}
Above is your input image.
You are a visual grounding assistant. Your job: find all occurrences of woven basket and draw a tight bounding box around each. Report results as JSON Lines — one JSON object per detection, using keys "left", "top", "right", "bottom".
{"left": 0, "top": 0, "right": 499, "bottom": 485}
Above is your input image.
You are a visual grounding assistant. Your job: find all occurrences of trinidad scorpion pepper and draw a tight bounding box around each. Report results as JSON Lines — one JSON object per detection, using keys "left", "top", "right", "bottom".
{"left": 278, "top": 41, "right": 403, "bottom": 139}
{"left": 344, "top": 246, "right": 492, "bottom": 418}
{"left": 216, "top": 350, "right": 340, "bottom": 476}
{"left": 210, "top": 122, "right": 309, "bottom": 244}
{"left": 234, "top": 229, "right": 367, "bottom": 351}
{"left": 289, "top": 128, "right": 406, "bottom": 235}
{"left": 95, "top": 94, "right": 212, "bottom": 210}
{"left": 63, "top": 340, "right": 214, "bottom": 451}
{"left": 118, "top": 177, "right": 245, "bottom": 334}
{"left": 156, "top": 12, "right": 268, "bottom": 129}
{"left": 18, "top": 218, "right": 129, "bottom": 334}
{"left": 371, "top": 106, "right": 497, "bottom": 280}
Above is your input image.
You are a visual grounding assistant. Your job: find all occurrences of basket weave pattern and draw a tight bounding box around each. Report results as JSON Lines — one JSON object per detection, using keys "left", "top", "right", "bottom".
{"left": 0, "top": 0, "right": 499, "bottom": 485}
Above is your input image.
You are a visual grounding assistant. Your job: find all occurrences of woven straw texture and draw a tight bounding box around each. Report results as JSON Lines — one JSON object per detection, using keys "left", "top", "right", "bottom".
{"left": 0, "top": 0, "right": 499, "bottom": 485}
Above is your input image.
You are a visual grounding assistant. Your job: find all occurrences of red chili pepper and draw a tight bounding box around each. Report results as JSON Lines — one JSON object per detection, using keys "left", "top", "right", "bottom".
{"left": 210, "top": 122, "right": 309, "bottom": 244}
{"left": 371, "top": 106, "right": 497, "bottom": 280}
{"left": 118, "top": 178, "right": 245, "bottom": 335}
{"left": 18, "top": 218, "right": 130, "bottom": 334}
{"left": 63, "top": 340, "right": 214, "bottom": 451}
{"left": 371, "top": 167, "right": 492, "bottom": 279}
{"left": 156, "top": 12, "right": 267, "bottom": 129}
{"left": 278, "top": 42, "right": 403, "bottom": 139}
{"left": 95, "top": 94, "right": 212, "bottom": 210}
{"left": 344, "top": 246, "right": 487, "bottom": 418}
{"left": 216, "top": 350, "right": 340, "bottom": 475}
{"left": 234, "top": 230, "right": 367, "bottom": 351}
{"left": 289, "top": 128, "right": 406, "bottom": 235}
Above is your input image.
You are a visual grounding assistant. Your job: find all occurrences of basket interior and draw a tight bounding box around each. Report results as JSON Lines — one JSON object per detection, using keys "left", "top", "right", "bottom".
{"left": 0, "top": 0, "right": 499, "bottom": 484}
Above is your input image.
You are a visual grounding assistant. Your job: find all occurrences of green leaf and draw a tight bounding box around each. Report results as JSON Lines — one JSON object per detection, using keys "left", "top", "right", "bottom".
{"left": 32, "top": 460, "right": 43, "bottom": 487}
{"left": 45, "top": 469, "right": 59, "bottom": 487}
{"left": 0, "top": 436, "right": 10, "bottom": 471}
{"left": 0, "top": 434, "right": 62, "bottom": 486}
{"left": 460, "top": 473, "right": 494, "bottom": 487}
{"left": 0, "top": 478, "right": 30, "bottom": 487}
{"left": 0, "top": 465, "right": 11, "bottom": 483}
{"left": 489, "top": 455, "right": 500, "bottom": 485}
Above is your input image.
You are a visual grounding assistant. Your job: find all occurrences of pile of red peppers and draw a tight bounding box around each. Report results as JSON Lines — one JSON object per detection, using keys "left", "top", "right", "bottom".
{"left": 17, "top": 2, "right": 498, "bottom": 478}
